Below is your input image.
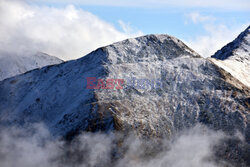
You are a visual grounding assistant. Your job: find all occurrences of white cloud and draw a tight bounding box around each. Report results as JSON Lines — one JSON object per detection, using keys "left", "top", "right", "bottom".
{"left": 185, "top": 12, "right": 249, "bottom": 57}
{"left": 116, "top": 126, "right": 227, "bottom": 167}
{"left": 33, "top": 0, "right": 250, "bottom": 11}
{"left": 0, "top": 124, "right": 241, "bottom": 167}
{"left": 186, "top": 12, "right": 216, "bottom": 24}
{"left": 118, "top": 20, "right": 143, "bottom": 35}
{"left": 0, "top": 0, "right": 142, "bottom": 60}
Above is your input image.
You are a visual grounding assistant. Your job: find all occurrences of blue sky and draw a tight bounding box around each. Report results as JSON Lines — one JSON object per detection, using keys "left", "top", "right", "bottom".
{"left": 0, "top": 0, "right": 249, "bottom": 60}
{"left": 31, "top": 1, "right": 250, "bottom": 35}
{"left": 80, "top": 6, "right": 249, "bottom": 36}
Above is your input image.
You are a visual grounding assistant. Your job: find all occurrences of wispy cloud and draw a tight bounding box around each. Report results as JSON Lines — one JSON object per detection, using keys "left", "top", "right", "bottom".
{"left": 186, "top": 12, "right": 216, "bottom": 24}
{"left": 185, "top": 12, "right": 249, "bottom": 57}
{"left": 0, "top": 0, "right": 142, "bottom": 60}
{"left": 118, "top": 20, "right": 143, "bottom": 36}
{"left": 33, "top": 0, "right": 250, "bottom": 10}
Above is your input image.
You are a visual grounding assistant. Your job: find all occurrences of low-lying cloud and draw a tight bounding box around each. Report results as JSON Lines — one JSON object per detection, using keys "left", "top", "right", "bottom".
{"left": 0, "top": 124, "right": 247, "bottom": 167}
{"left": 0, "top": 0, "right": 142, "bottom": 60}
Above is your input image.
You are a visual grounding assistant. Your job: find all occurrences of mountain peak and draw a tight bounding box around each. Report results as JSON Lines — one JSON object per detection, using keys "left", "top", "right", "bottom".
{"left": 0, "top": 51, "right": 63, "bottom": 81}
{"left": 78, "top": 34, "right": 201, "bottom": 67}
{"left": 104, "top": 34, "right": 201, "bottom": 64}
{"left": 212, "top": 25, "right": 250, "bottom": 60}
{"left": 210, "top": 26, "right": 250, "bottom": 87}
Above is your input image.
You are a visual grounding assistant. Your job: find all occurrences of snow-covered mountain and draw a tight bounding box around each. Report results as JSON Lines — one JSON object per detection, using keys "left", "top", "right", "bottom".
{"left": 0, "top": 34, "right": 248, "bottom": 141}
{"left": 210, "top": 25, "right": 250, "bottom": 87}
{"left": 0, "top": 51, "right": 63, "bottom": 81}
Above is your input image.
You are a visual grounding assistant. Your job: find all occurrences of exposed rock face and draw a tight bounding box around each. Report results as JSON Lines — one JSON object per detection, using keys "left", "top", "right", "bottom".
{"left": 0, "top": 34, "right": 249, "bottom": 141}
{"left": 0, "top": 51, "right": 63, "bottom": 81}
{"left": 211, "top": 25, "right": 250, "bottom": 87}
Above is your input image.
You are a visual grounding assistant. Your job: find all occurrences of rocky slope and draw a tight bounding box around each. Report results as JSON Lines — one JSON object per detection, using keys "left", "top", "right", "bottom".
{"left": 210, "top": 25, "right": 250, "bottom": 88}
{"left": 0, "top": 51, "right": 63, "bottom": 81}
{"left": 0, "top": 34, "right": 249, "bottom": 142}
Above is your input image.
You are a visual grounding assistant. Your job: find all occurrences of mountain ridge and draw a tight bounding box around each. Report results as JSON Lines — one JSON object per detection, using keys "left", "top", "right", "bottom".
{"left": 210, "top": 25, "right": 250, "bottom": 87}
{"left": 0, "top": 33, "right": 248, "bottom": 142}
{"left": 0, "top": 51, "right": 63, "bottom": 81}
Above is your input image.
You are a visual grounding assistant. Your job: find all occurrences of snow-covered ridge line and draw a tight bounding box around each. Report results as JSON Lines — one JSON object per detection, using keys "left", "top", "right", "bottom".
{"left": 0, "top": 51, "right": 63, "bottom": 81}
{"left": 212, "top": 25, "right": 250, "bottom": 60}
{"left": 211, "top": 26, "right": 250, "bottom": 87}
